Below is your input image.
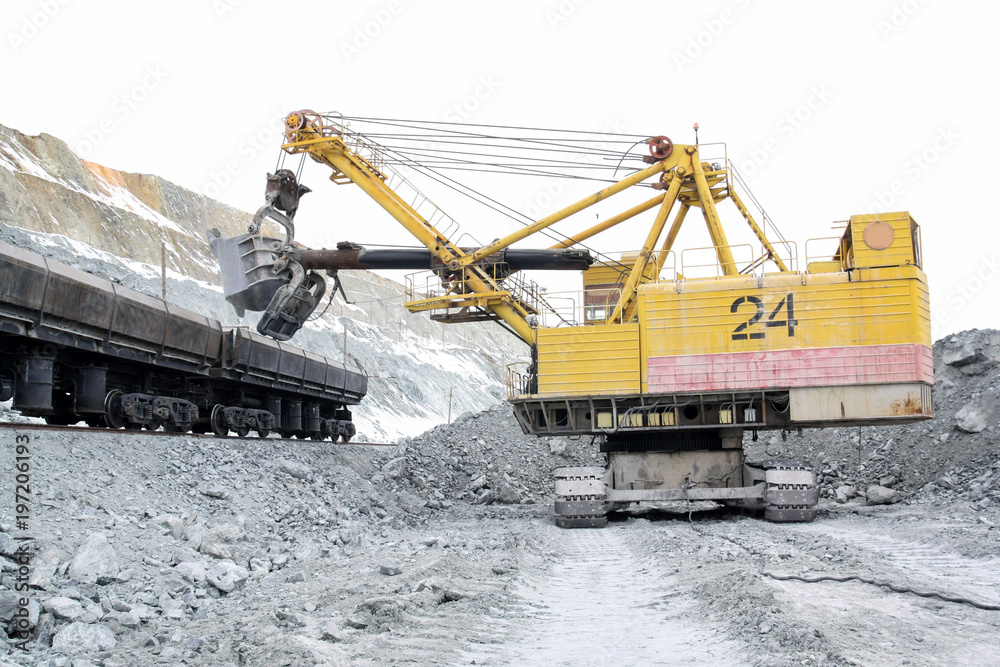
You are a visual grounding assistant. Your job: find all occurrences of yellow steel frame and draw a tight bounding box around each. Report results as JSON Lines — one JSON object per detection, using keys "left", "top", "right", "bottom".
{"left": 280, "top": 113, "right": 790, "bottom": 342}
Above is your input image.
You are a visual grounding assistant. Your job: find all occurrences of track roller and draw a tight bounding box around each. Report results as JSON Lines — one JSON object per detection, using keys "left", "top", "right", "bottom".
{"left": 759, "top": 461, "right": 819, "bottom": 523}
{"left": 553, "top": 466, "right": 608, "bottom": 529}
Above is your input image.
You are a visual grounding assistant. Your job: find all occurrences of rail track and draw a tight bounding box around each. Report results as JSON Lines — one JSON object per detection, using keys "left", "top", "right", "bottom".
{"left": 0, "top": 420, "right": 397, "bottom": 446}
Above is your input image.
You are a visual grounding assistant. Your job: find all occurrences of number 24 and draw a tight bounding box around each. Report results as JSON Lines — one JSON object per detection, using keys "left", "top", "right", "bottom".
{"left": 731, "top": 293, "right": 797, "bottom": 340}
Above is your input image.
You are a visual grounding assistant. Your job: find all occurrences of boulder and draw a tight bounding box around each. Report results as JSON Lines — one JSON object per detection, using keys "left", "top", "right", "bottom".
{"left": 834, "top": 485, "right": 857, "bottom": 504}
{"left": 866, "top": 485, "right": 901, "bottom": 505}
{"left": 279, "top": 460, "right": 312, "bottom": 480}
{"left": 174, "top": 561, "right": 208, "bottom": 585}
{"left": 496, "top": 484, "right": 521, "bottom": 505}
{"left": 67, "top": 533, "right": 119, "bottom": 584}
{"left": 206, "top": 560, "right": 249, "bottom": 593}
{"left": 379, "top": 560, "right": 403, "bottom": 576}
{"left": 42, "top": 597, "right": 83, "bottom": 622}
{"left": 955, "top": 402, "right": 989, "bottom": 433}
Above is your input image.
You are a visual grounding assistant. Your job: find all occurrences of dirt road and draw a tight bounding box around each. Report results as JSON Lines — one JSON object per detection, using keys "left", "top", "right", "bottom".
{"left": 297, "top": 502, "right": 1000, "bottom": 667}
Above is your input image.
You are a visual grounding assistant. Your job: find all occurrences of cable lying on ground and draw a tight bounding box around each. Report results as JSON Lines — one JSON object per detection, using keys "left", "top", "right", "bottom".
{"left": 758, "top": 566, "right": 1000, "bottom": 611}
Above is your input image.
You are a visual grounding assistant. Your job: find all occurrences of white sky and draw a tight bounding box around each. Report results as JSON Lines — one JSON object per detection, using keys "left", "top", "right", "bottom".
{"left": 2, "top": 0, "right": 997, "bottom": 340}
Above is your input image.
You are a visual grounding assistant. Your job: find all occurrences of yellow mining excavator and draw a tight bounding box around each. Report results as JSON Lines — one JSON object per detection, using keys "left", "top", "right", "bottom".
{"left": 211, "top": 111, "right": 932, "bottom": 526}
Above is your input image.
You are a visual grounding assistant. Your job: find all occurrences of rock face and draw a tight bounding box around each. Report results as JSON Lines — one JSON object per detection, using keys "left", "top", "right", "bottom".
{"left": 0, "top": 123, "right": 251, "bottom": 283}
{"left": 67, "top": 533, "right": 119, "bottom": 584}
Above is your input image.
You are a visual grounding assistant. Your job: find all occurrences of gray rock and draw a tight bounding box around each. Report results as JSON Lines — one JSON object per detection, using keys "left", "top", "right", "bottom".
{"left": 379, "top": 560, "right": 403, "bottom": 576}
{"left": 469, "top": 474, "right": 488, "bottom": 491}
{"left": 183, "top": 523, "right": 208, "bottom": 550}
{"left": 320, "top": 621, "right": 346, "bottom": 642}
{"left": 866, "top": 485, "right": 901, "bottom": 505}
{"left": 937, "top": 476, "right": 957, "bottom": 490}
{"left": 152, "top": 514, "right": 184, "bottom": 539}
{"left": 119, "top": 611, "right": 141, "bottom": 628}
{"left": 381, "top": 457, "right": 407, "bottom": 479}
{"left": 51, "top": 621, "right": 116, "bottom": 653}
{"left": 248, "top": 556, "right": 271, "bottom": 576}
{"left": 67, "top": 533, "right": 119, "bottom": 585}
{"left": 942, "top": 341, "right": 981, "bottom": 367}
{"left": 955, "top": 403, "right": 989, "bottom": 433}
{"left": 174, "top": 561, "right": 208, "bottom": 585}
{"left": 286, "top": 571, "right": 306, "bottom": 583}
{"left": 279, "top": 460, "right": 312, "bottom": 480}
{"left": 496, "top": 483, "right": 521, "bottom": 505}
{"left": 0, "top": 532, "right": 16, "bottom": 556}
{"left": 397, "top": 491, "right": 426, "bottom": 514}
{"left": 345, "top": 615, "right": 368, "bottom": 629}
{"left": 199, "top": 524, "right": 240, "bottom": 559}
{"left": 28, "top": 544, "right": 63, "bottom": 589}
{"left": 199, "top": 484, "right": 230, "bottom": 500}
{"left": 879, "top": 475, "right": 898, "bottom": 488}
{"left": 834, "top": 485, "right": 857, "bottom": 504}
{"left": 548, "top": 440, "right": 567, "bottom": 456}
{"left": 0, "top": 591, "right": 20, "bottom": 622}
{"left": 206, "top": 560, "right": 249, "bottom": 593}
{"left": 293, "top": 538, "right": 322, "bottom": 562}
{"left": 42, "top": 596, "right": 84, "bottom": 621}
{"left": 475, "top": 489, "right": 493, "bottom": 505}
{"left": 135, "top": 631, "right": 158, "bottom": 647}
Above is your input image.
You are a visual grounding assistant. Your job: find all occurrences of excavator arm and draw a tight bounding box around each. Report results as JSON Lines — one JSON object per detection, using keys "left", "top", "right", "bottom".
{"left": 211, "top": 111, "right": 790, "bottom": 342}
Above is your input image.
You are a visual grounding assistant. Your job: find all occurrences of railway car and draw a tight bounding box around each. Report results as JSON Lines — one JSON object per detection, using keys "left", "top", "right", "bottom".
{"left": 0, "top": 240, "right": 366, "bottom": 439}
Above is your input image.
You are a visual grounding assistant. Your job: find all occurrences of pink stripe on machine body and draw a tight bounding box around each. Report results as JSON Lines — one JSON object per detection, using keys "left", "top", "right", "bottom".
{"left": 647, "top": 344, "right": 933, "bottom": 393}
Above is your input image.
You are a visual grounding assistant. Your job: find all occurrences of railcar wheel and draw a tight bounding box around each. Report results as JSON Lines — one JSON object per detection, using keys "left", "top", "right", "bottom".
{"left": 104, "top": 390, "right": 126, "bottom": 429}
{"left": 234, "top": 425, "right": 251, "bottom": 438}
{"left": 256, "top": 427, "right": 271, "bottom": 438}
{"left": 210, "top": 405, "right": 229, "bottom": 436}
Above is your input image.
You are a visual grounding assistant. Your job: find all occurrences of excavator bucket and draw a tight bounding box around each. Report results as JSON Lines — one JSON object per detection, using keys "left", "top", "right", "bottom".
{"left": 207, "top": 229, "right": 285, "bottom": 316}
{"left": 207, "top": 228, "right": 327, "bottom": 341}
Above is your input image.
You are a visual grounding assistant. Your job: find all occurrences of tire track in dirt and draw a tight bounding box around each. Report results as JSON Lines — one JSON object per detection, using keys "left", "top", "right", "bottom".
{"left": 465, "top": 522, "right": 746, "bottom": 666}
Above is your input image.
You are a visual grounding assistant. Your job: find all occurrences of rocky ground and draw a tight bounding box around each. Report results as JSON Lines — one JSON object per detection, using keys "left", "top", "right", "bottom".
{"left": 2, "top": 331, "right": 1000, "bottom": 666}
